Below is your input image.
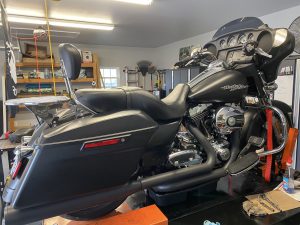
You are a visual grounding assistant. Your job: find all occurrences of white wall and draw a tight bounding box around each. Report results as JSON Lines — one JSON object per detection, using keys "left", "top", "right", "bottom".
{"left": 154, "top": 31, "right": 215, "bottom": 69}
{"left": 44, "top": 43, "right": 158, "bottom": 87}
{"left": 154, "top": 4, "right": 300, "bottom": 69}
{"left": 74, "top": 44, "right": 157, "bottom": 88}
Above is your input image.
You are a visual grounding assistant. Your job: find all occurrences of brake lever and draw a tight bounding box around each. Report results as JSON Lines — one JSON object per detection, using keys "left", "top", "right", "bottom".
{"left": 255, "top": 48, "right": 272, "bottom": 59}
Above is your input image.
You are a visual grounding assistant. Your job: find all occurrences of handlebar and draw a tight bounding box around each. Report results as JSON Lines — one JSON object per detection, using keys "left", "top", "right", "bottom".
{"left": 174, "top": 56, "right": 192, "bottom": 67}
{"left": 174, "top": 50, "right": 217, "bottom": 68}
{"left": 174, "top": 42, "right": 272, "bottom": 69}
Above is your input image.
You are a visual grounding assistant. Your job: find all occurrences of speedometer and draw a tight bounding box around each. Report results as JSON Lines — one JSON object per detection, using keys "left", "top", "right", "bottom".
{"left": 220, "top": 40, "right": 226, "bottom": 49}
{"left": 238, "top": 34, "right": 247, "bottom": 44}
{"left": 228, "top": 36, "right": 238, "bottom": 47}
{"left": 248, "top": 33, "right": 254, "bottom": 41}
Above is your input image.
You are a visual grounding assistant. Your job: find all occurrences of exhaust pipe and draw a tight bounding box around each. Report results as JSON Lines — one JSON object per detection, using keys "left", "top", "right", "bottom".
{"left": 152, "top": 130, "right": 240, "bottom": 193}
{"left": 4, "top": 123, "right": 216, "bottom": 225}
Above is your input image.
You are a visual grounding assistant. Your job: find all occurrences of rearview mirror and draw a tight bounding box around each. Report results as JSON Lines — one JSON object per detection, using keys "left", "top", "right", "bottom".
{"left": 190, "top": 47, "right": 202, "bottom": 58}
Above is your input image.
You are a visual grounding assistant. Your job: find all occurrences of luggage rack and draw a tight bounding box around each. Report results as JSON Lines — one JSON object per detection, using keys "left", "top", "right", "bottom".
{"left": 5, "top": 96, "right": 70, "bottom": 124}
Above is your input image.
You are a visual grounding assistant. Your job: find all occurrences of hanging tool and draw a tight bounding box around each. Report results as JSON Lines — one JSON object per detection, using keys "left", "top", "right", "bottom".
{"left": 44, "top": 0, "right": 57, "bottom": 96}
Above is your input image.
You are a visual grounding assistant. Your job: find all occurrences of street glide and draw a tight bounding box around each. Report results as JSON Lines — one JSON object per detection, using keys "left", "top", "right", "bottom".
{"left": 2, "top": 17, "right": 295, "bottom": 224}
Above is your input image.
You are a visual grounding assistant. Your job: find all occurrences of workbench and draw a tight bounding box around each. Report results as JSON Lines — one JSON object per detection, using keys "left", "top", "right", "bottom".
{"left": 161, "top": 175, "right": 300, "bottom": 225}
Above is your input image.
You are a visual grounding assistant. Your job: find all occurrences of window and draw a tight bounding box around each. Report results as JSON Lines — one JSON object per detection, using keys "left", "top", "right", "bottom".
{"left": 100, "top": 67, "right": 120, "bottom": 88}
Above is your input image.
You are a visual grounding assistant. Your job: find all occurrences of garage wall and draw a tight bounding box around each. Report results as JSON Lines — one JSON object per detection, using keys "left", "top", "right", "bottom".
{"left": 154, "top": 4, "right": 300, "bottom": 69}
{"left": 75, "top": 44, "right": 158, "bottom": 88}
{"left": 45, "top": 43, "right": 157, "bottom": 87}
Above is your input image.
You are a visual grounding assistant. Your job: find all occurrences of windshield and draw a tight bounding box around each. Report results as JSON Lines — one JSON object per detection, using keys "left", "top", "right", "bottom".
{"left": 213, "top": 17, "right": 264, "bottom": 39}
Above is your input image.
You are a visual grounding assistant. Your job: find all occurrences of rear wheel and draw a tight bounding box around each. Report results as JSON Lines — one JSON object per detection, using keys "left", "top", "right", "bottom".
{"left": 63, "top": 199, "right": 125, "bottom": 221}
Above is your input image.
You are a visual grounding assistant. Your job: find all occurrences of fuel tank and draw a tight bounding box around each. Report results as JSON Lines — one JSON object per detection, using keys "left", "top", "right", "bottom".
{"left": 188, "top": 68, "right": 248, "bottom": 103}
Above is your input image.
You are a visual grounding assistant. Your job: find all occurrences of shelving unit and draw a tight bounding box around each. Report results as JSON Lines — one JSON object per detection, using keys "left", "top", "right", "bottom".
{"left": 7, "top": 54, "right": 101, "bottom": 130}
{"left": 17, "top": 78, "right": 94, "bottom": 84}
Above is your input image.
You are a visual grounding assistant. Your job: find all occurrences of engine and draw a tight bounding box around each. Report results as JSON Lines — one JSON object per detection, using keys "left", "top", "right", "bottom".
{"left": 168, "top": 132, "right": 203, "bottom": 168}
{"left": 214, "top": 106, "right": 244, "bottom": 135}
{"left": 168, "top": 105, "right": 244, "bottom": 168}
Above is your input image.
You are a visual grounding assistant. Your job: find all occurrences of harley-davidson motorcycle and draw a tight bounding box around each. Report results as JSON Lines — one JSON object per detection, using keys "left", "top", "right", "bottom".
{"left": 1, "top": 17, "right": 295, "bottom": 224}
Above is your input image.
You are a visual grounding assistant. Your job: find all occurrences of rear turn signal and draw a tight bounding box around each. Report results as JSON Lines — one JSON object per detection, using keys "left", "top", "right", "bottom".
{"left": 11, "top": 161, "right": 22, "bottom": 179}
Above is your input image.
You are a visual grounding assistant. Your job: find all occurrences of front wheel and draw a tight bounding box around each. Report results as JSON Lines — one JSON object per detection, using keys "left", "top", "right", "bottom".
{"left": 63, "top": 199, "right": 125, "bottom": 221}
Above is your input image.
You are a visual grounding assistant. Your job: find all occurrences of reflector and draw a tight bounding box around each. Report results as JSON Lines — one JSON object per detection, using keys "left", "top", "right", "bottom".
{"left": 83, "top": 138, "right": 121, "bottom": 149}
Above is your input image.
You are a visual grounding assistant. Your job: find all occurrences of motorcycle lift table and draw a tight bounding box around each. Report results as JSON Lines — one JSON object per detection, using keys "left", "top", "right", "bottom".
{"left": 44, "top": 173, "right": 300, "bottom": 225}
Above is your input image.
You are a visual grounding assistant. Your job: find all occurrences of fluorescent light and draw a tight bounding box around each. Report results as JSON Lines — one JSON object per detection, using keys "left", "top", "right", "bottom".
{"left": 50, "top": 13, "right": 112, "bottom": 24}
{"left": 6, "top": 7, "right": 44, "bottom": 17}
{"left": 8, "top": 15, "right": 46, "bottom": 25}
{"left": 49, "top": 20, "right": 114, "bottom": 30}
{"left": 4, "top": 14, "right": 114, "bottom": 31}
{"left": 115, "top": 0, "right": 152, "bottom": 5}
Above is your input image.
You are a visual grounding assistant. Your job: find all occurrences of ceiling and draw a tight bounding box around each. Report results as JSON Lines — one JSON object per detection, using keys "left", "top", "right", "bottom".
{"left": 4, "top": 0, "right": 300, "bottom": 47}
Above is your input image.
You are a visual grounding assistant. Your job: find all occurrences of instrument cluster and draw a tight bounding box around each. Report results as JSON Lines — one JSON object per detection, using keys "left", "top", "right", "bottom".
{"left": 203, "top": 29, "right": 268, "bottom": 61}
{"left": 219, "top": 32, "right": 255, "bottom": 49}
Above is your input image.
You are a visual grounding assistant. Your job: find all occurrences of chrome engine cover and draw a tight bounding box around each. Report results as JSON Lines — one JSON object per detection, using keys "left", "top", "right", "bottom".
{"left": 215, "top": 106, "right": 244, "bottom": 135}
{"left": 168, "top": 132, "right": 203, "bottom": 168}
{"left": 211, "top": 139, "right": 231, "bottom": 162}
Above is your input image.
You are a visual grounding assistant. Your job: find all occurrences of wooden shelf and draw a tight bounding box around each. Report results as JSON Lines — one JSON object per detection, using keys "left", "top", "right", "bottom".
{"left": 17, "top": 94, "right": 53, "bottom": 98}
{"left": 16, "top": 62, "right": 95, "bottom": 68}
{"left": 7, "top": 53, "right": 101, "bottom": 131}
{"left": 16, "top": 62, "right": 60, "bottom": 68}
{"left": 17, "top": 78, "right": 94, "bottom": 84}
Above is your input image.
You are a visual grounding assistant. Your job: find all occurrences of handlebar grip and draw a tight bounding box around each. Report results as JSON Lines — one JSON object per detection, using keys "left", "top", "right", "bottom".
{"left": 174, "top": 56, "right": 192, "bottom": 67}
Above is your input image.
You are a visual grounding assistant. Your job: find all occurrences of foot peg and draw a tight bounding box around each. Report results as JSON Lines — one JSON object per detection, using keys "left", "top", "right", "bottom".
{"left": 248, "top": 136, "right": 265, "bottom": 147}
{"left": 239, "top": 136, "right": 265, "bottom": 157}
{"left": 227, "top": 152, "right": 259, "bottom": 175}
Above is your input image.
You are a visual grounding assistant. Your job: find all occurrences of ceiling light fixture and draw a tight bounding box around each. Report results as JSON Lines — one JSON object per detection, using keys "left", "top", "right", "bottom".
{"left": 6, "top": 7, "right": 44, "bottom": 17}
{"left": 49, "top": 20, "right": 114, "bottom": 30}
{"left": 6, "top": 15, "right": 114, "bottom": 31}
{"left": 50, "top": 13, "right": 113, "bottom": 24}
{"left": 115, "top": 0, "right": 152, "bottom": 5}
{"left": 7, "top": 15, "right": 46, "bottom": 25}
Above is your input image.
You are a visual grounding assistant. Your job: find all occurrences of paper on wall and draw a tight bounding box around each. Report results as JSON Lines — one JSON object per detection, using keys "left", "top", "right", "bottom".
{"left": 275, "top": 75, "right": 294, "bottom": 106}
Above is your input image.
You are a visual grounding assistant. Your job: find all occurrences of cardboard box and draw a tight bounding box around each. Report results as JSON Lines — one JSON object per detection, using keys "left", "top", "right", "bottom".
{"left": 25, "top": 43, "right": 47, "bottom": 59}
{"left": 82, "top": 51, "right": 93, "bottom": 63}
{"left": 246, "top": 189, "right": 300, "bottom": 214}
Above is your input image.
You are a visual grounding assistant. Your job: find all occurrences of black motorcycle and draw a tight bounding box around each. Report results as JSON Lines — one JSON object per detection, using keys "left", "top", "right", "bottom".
{"left": 2, "top": 17, "right": 295, "bottom": 225}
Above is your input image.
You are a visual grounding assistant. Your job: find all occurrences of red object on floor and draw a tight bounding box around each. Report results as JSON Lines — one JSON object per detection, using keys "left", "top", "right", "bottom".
{"left": 263, "top": 108, "right": 273, "bottom": 183}
{"left": 44, "top": 204, "right": 168, "bottom": 225}
{"left": 4, "top": 131, "right": 10, "bottom": 139}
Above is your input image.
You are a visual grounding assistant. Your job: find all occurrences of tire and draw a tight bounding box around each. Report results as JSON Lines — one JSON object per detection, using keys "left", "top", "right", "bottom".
{"left": 63, "top": 199, "right": 125, "bottom": 221}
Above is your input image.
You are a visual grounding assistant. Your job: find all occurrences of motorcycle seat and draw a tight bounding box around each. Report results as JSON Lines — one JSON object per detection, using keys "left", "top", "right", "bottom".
{"left": 75, "top": 83, "right": 190, "bottom": 121}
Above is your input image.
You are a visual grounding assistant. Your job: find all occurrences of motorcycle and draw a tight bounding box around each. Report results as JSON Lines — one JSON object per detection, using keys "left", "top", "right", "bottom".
{"left": 2, "top": 17, "right": 295, "bottom": 225}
